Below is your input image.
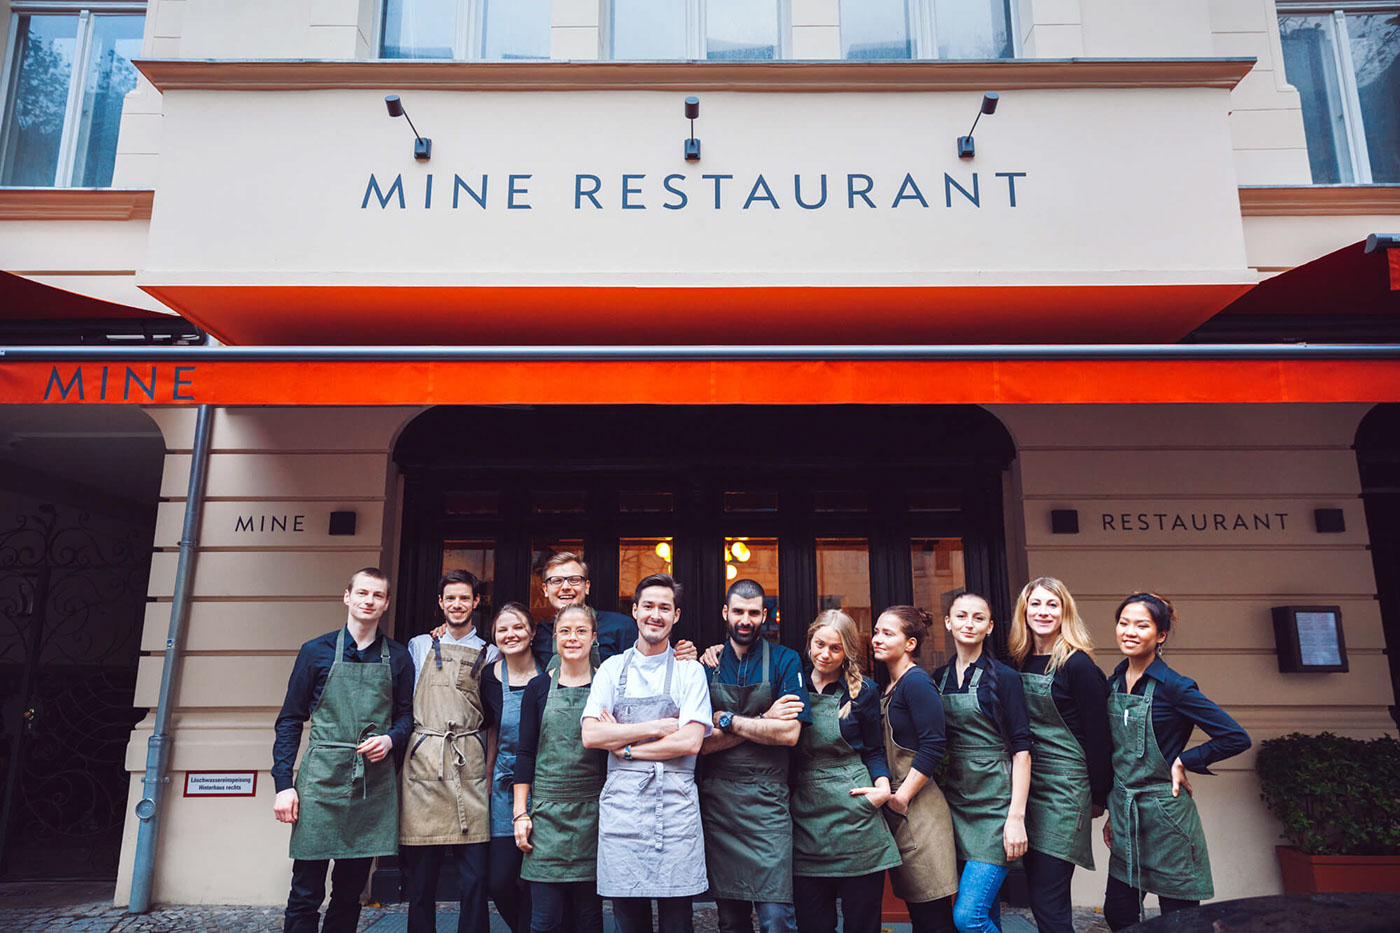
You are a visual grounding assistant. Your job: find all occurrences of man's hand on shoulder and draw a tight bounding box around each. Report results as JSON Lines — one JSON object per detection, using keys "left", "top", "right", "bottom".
{"left": 274, "top": 788, "right": 299, "bottom": 823}
{"left": 357, "top": 734, "right": 393, "bottom": 763}
{"left": 673, "top": 640, "right": 698, "bottom": 662}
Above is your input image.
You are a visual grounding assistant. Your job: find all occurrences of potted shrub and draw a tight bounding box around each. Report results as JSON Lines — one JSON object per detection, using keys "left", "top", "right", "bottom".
{"left": 1256, "top": 732, "right": 1400, "bottom": 893}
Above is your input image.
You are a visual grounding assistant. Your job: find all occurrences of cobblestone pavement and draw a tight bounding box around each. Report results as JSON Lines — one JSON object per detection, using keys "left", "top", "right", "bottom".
{"left": 0, "top": 883, "right": 1112, "bottom": 932}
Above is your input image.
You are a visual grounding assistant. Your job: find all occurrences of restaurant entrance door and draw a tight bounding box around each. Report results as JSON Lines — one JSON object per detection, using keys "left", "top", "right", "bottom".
{"left": 393, "top": 405, "right": 1017, "bottom": 669}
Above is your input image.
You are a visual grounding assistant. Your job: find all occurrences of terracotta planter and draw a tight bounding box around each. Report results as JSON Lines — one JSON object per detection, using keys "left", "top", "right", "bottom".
{"left": 1276, "top": 845, "right": 1400, "bottom": 894}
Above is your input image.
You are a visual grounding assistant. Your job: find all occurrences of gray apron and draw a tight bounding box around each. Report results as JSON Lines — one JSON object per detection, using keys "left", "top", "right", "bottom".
{"left": 1020, "top": 667, "right": 1094, "bottom": 869}
{"left": 1107, "top": 677, "right": 1214, "bottom": 903}
{"left": 490, "top": 660, "right": 535, "bottom": 838}
{"left": 700, "top": 641, "right": 793, "bottom": 902}
{"left": 595, "top": 648, "right": 707, "bottom": 898}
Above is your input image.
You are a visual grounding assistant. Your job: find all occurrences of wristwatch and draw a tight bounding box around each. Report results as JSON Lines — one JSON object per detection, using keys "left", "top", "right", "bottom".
{"left": 622, "top": 745, "right": 633, "bottom": 760}
{"left": 717, "top": 711, "right": 735, "bottom": 733}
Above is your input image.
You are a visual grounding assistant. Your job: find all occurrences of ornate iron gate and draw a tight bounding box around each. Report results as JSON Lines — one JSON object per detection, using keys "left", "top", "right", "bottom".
{"left": 0, "top": 504, "right": 150, "bottom": 880}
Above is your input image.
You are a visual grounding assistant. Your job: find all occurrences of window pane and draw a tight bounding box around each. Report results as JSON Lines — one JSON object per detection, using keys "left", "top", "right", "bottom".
{"left": 445, "top": 490, "right": 501, "bottom": 514}
{"left": 1280, "top": 14, "right": 1352, "bottom": 184}
{"left": 706, "top": 0, "right": 779, "bottom": 61}
{"left": 382, "top": 0, "right": 457, "bottom": 58}
{"left": 816, "top": 538, "right": 873, "bottom": 667}
{"left": 530, "top": 538, "right": 584, "bottom": 622}
{"left": 841, "top": 0, "right": 912, "bottom": 60}
{"left": 1345, "top": 12, "right": 1400, "bottom": 183}
{"left": 932, "top": 0, "right": 1013, "bottom": 59}
{"left": 1, "top": 15, "right": 79, "bottom": 187}
{"left": 724, "top": 537, "right": 780, "bottom": 641}
{"left": 483, "top": 0, "right": 551, "bottom": 60}
{"left": 909, "top": 538, "right": 965, "bottom": 675}
{"left": 611, "top": 0, "right": 687, "bottom": 59}
{"left": 72, "top": 15, "right": 144, "bottom": 188}
{"left": 533, "top": 490, "right": 587, "bottom": 513}
{"left": 442, "top": 539, "right": 495, "bottom": 628}
{"left": 620, "top": 537, "right": 674, "bottom": 606}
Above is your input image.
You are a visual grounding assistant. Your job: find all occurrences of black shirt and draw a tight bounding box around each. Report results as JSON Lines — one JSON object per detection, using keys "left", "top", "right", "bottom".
{"left": 480, "top": 659, "right": 539, "bottom": 733}
{"left": 511, "top": 673, "right": 596, "bottom": 786}
{"left": 1109, "top": 656, "right": 1251, "bottom": 774}
{"left": 932, "top": 652, "right": 1034, "bottom": 756}
{"left": 804, "top": 673, "right": 891, "bottom": 783}
{"left": 883, "top": 666, "right": 947, "bottom": 777}
{"left": 272, "top": 626, "right": 415, "bottom": 793}
{"left": 1019, "top": 652, "right": 1112, "bottom": 807}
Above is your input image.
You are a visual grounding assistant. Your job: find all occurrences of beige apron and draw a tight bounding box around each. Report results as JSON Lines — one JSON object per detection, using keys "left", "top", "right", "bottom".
{"left": 399, "top": 637, "right": 489, "bottom": 845}
{"left": 881, "top": 687, "right": 959, "bottom": 903}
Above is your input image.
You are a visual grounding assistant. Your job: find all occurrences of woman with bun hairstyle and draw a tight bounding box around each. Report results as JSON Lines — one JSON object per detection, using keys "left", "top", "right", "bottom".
{"left": 512, "top": 604, "right": 608, "bottom": 933}
{"left": 932, "top": 592, "right": 1032, "bottom": 933}
{"left": 790, "top": 610, "right": 902, "bottom": 933}
{"left": 1008, "top": 577, "right": 1110, "bottom": 933}
{"left": 1101, "top": 594, "right": 1251, "bottom": 930}
{"left": 871, "top": 606, "right": 958, "bottom": 933}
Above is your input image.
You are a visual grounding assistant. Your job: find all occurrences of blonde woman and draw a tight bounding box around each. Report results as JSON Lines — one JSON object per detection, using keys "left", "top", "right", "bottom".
{"left": 791, "top": 611, "right": 901, "bottom": 933}
{"left": 1008, "top": 578, "right": 1110, "bottom": 933}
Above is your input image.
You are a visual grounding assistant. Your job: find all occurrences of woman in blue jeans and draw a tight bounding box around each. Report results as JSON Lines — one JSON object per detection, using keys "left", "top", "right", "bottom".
{"left": 932, "top": 592, "right": 1032, "bottom": 933}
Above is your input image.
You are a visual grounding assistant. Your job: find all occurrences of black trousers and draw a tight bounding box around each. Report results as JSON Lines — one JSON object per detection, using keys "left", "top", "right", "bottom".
{"left": 530, "top": 880, "right": 604, "bottom": 933}
{"left": 611, "top": 896, "right": 695, "bottom": 933}
{"left": 490, "top": 835, "right": 531, "bottom": 933}
{"left": 400, "top": 842, "right": 489, "bottom": 933}
{"left": 1103, "top": 874, "right": 1199, "bottom": 931}
{"left": 285, "top": 857, "right": 373, "bottom": 933}
{"left": 1022, "top": 849, "right": 1076, "bottom": 933}
{"left": 905, "top": 895, "right": 956, "bottom": 933}
{"left": 792, "top": 871, "right": 885, "bottom": 933}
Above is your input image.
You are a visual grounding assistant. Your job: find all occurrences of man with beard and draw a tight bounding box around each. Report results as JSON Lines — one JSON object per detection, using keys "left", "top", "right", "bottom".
{"left": 698, "top": 579, "right": 810, "bottom": 933}
{"left": 581, "top": 573, "right": 712, "bottom": 933}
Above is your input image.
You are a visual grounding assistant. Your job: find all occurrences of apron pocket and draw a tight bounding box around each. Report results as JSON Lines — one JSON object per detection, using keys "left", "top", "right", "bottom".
{"left": 1142, "top": 795, "right": 1201, "bottom": 878}
{"left": 300, "top": 746, "right": 354, "bottom": 799}
{"left": 884, "top": 809, "right": 919, "bottom": 857}
{"left": 406, "top": 735, "right": 443, "bottom": 782}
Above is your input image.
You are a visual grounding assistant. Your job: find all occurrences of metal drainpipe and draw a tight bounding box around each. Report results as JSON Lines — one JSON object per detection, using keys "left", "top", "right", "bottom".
{"left": 127, "top": 404, "right": 214, "bottom": 914}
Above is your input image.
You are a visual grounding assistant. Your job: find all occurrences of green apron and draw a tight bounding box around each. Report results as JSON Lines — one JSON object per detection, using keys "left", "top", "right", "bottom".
{"left": 289, "top": 627, "right": 399, "bottom": 860}
{"left": 879, "top": 683, "right": 959, "bottom": 903}
{"left": 940, "top": 664, "right": 1012, "bottom": 866}
{"left": 1020, "top": 668, "right": 1095, "bottom": 869}
{"left": 1107, "top": 677, "right": 1214, "bottom": 902}
{"left": 521, "top": 668, "right": 608, "bottom": 883}
{"left": 700, "top": 640, "right": 794, "bottom": 902}
{"left": 791, "top": 683, "right": 901, "bottom": 877}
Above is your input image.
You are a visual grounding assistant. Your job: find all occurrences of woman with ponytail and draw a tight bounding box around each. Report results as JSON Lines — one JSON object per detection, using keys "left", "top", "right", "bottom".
{"left": 872, "top": 606, "right": 958, "bottom": 933}
{"left": 1008, "top": 577, "right": 1110, "bottom": 933}
{"left": 931, "top": 592, "right": 1032, "bottom": 933}
{"left": 790, "top": 611, "right": 902, "bottom": 933}
{"left": 1101, "top": 593, "right": 1250, "bottom": 930}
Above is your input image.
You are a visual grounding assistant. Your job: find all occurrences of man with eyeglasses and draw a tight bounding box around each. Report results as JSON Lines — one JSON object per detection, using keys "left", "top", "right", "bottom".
{"left": 536, "top": 551, "right": 695, "bottom": 665}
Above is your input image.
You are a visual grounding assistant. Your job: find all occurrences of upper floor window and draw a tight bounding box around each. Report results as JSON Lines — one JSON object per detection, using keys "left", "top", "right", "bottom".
{"left": 841, "top": 0, "right": 1014, "bottom": 60}
{"left": 609, "top": 0, "right": 785, "bottom": 61}
{"left": 381, "top": 0, "right": 551, "bottom": 60}
{"left": 1278, "top": 3, "right": 1399, "bottom": 183}
{"left": 1, "top": 4, "right": 145, "bottom": 188}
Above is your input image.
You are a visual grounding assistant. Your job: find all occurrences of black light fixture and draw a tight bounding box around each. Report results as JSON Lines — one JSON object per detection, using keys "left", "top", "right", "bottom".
{"left": 385, "top": 94, "right": 431, "bottom": 161}
{"left": 957, "top": 91, "right": 999, "bottom": 160}
{"left": 683, "top": 96, "right": 701, "bottom": 161}
{"left": 1050, "top": 509, "right": 1080, "bottom": 535}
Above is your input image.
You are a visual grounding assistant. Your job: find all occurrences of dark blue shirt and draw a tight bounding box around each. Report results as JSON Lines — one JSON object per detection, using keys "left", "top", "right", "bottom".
{"left": 805, "top": 673, "right": 891, "bottom": 783}
{"left": 1109, "top": 656, "right": 1251, "bottom": 774}
{"left": 932, "top": 653, "right": 1034, "bottom": 756}
{"left": 533, "top": 609, "right": 635, "bottom": 665}
{"left": 511, "top": 673, "right": 604, "bottom": 786}
{"left": 884, "top": 666, "right": 947, "bottom": 777}
{"left": 711, "top": 640, "right": 813, "bottom": 724}
{"left": 1020, "top": 651, "right": 1113, "bottom": 807}
{"left": 272, "top": 626, "right": 415, "bottom": 793}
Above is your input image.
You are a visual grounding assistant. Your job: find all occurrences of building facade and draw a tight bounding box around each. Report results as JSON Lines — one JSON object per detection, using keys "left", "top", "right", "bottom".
{"left": 0, "top": 0, "right": 1398, "bottom": 911}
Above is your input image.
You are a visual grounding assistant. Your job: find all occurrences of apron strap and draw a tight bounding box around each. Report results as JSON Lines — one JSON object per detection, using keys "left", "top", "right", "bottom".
{"left": 968, "top": 664, "right": 983, "bottom": 690}
{"left": 762, "top": 639, "right": 771, "bottom": 694}
{"left": 432, "top": 634, "right": 443, "bottom": 669}
{"left": 334, "top": 626, "right": 347, "bottom": 665}
{"left": 940, "top": 664, "right": 954, "bottom": 692}
{"left": 469, "top": 646, "right": 487, "bottom": 679}
{"left": 663, "top": 648, "right": 674, "bottom": 695}
{"left": 618, "top": 649, "right": 634, "bottom": 697}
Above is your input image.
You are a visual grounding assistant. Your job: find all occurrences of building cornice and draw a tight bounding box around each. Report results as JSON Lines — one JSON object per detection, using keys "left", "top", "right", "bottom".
{"left": 1238, "top": 185, "right": 1400, "bottom": 217}
{"left": 134, "top": 58, "right": 1256, "bottom": 93}
{"left": 0, "top": 188, "right": 154, "bottom": 221}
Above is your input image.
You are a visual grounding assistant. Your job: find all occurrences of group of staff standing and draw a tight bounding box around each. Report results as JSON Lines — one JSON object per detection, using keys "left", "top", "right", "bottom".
{"left": 272, "top": 554, "right": 1250, "bottom": 933}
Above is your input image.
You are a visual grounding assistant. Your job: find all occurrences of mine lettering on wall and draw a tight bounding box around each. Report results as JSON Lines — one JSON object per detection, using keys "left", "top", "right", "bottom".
{"left": 234, "top": 514, "right": 306, "bottom": 533}
{"left": 43, "top": 365, "right": 197, "bottom": 402}
{"left": 1103, "top": 512, "right": 1289, "bottom": 532}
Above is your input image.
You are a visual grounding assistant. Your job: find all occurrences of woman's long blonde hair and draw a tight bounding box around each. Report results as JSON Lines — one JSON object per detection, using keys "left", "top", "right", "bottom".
{"left": 1010, "top": 576, "right": 1094, "bottom": 672}
{"left": 807, "top": 610, "right": 866, "bottom": 714}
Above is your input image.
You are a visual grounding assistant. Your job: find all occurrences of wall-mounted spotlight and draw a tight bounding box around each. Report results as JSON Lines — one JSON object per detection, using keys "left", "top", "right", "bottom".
{"left": 683, "top": 96, "right": 701, "bottom": 161}
{"left": 957, "top": 91, "right": 999, "bottom": 160}
{"left": 385, "top": 94, "right": 431, "bottom": 161}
